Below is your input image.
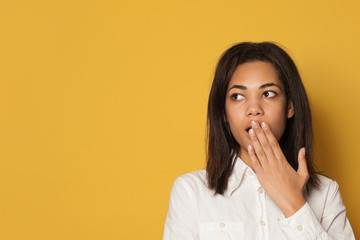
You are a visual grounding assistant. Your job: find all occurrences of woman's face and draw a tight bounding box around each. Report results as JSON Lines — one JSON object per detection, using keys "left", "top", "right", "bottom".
{"left": 225, "top": 61, "right": 294, "bottom": 159}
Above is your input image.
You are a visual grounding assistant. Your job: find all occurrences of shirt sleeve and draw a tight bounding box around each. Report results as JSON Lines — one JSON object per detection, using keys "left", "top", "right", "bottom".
{"left": 278, "top": 180, "right": 355, "bottom": 240}
{"left": 163, "top": 175, "right": 199, "bottom": 240}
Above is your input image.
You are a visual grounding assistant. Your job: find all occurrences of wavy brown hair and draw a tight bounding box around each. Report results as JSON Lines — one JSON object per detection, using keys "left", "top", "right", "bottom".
{"left": 206, "top": 42, "right": 319, "bottom": 195}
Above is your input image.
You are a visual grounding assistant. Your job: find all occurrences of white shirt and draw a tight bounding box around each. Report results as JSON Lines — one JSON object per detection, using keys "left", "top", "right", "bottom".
{"left": 163, "top": 156, "right": 355, "bottom": 240}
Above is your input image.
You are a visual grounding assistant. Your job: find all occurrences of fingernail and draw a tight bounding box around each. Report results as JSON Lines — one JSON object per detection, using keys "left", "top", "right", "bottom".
{"left": 251, "top": 121, "right": 259, "bottom": 128}
{"left": 248, "top": 145, "right": 253, "bottom": 152}
{"left": 261, "top": 122, "right": 268, "bottom": 130}
{"left": 249, "top": 128, "right": 255, "bottom": 136}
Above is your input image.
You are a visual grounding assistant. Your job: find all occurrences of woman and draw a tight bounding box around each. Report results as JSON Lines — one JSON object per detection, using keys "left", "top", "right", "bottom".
{"left": 163, "top": 42, "right": 355, "bottom": 239}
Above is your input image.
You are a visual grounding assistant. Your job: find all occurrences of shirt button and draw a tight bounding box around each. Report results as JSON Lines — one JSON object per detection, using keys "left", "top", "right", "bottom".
{"left": 258, "top": 187, "right": 264, "bottom": 193}
{"left": 247, "top": 170, "right": 253, "bottom": 176}
{"left": 219, "top": 222, "right": 225, "bottom": 228}
{"left": 260, "top": 220, "right": 266, "bottom": 226}
{"left": 297, "top": 225, "right": 303, "bottom": 231}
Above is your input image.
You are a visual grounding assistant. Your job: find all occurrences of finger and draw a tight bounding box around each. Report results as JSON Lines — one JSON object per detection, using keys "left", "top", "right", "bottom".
{"left": 261, "top": 122, "right": 285, "bottom": 161}
{"left": 248, "top": 145, "right": 263, "bottom": 174}
{"left": 249, "top": 127, "right": 269, "bottom": 168}
{"left": 297, "top": 147, "right": 309, "bottom": 182}
{"left": 251, "top": 121, "right": 275, "bottom": 164}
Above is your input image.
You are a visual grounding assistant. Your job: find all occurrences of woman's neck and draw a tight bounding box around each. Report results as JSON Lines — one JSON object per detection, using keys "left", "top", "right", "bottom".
{"left": 238, "top": 147, "right": 254, "bottom": 171}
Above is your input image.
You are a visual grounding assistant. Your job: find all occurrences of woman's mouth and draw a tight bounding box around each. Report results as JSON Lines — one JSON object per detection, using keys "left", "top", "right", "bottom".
{"left": 245, "top": 126, "right": 252, "bottom": 133}
{"left": 245, "top": 126, "right": 252, "bottom": 139}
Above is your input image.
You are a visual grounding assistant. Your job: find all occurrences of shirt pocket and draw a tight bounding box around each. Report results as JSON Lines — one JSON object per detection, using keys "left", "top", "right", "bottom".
{"left": 199, "top": 221, "right": 244, "bottom": 240}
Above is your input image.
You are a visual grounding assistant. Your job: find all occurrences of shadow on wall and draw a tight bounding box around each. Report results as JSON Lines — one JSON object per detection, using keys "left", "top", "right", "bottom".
{"left": 311, "top": 88, "right": 359, "bottom": 239}
{"left": 311, "top": 103, "right": 342, "bottom": 176}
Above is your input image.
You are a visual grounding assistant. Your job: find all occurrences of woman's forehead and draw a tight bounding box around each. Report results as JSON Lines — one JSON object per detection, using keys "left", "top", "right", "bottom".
{"left": 228, "top": 61, "right": 284, "bottom": 90}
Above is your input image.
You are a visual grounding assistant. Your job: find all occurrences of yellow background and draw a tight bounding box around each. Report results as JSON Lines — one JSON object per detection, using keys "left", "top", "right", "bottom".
{"left": 0, "top": 0, "right": 359, "bottom": 239}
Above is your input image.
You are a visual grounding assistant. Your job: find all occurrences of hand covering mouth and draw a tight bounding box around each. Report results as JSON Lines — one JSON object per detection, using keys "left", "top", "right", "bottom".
{"left": 245, "top": 126, "right": 252, "bottom": 132}
{"left": 245, "top": 121, "right": 264, "bottom": 132}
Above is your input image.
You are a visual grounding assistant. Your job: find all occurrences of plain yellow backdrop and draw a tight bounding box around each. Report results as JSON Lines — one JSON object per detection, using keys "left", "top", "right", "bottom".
{"left": 0, "top": 0, "right": 359, "bottom": 239}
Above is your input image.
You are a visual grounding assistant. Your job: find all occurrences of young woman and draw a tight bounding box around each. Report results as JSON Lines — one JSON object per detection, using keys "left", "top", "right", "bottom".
{"left": 163, "top": 42, "right": 355, "bottom": 239}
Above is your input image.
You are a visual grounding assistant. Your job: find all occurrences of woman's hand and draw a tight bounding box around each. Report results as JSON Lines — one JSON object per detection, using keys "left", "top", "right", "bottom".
{"left": 248, "top": 120, "right": 309, "bottom": 218}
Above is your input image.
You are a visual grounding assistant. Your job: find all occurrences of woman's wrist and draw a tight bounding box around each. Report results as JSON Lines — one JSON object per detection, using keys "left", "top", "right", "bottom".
{"left": 282, "top": 196, "right": 306, "bottom": 218}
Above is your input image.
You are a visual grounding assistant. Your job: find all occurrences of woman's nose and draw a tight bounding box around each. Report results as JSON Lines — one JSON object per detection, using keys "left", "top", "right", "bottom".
{"left": 246, "top": 100, "right": 264, "bottom": 116}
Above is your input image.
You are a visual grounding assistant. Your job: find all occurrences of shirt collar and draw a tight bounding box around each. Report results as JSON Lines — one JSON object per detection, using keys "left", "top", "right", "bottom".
{"left": 225, "top": 155, "right": 255, "bottom": 196}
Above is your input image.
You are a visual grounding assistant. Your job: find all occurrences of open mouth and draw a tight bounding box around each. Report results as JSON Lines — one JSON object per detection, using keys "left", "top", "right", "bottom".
{"left": 245, "top": 126, "right": 252, "bottom": 133}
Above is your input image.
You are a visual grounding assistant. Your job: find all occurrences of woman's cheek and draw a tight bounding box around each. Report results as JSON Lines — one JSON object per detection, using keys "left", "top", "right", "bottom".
{"left": 270, "top": 118, "right": 287, "bottom": 141}
{"left": 229, "top": 123, "right": 246, "bottom": 145}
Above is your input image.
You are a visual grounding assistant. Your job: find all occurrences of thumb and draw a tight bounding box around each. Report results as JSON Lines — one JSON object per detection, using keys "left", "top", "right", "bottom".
{"left": 297, "top": 147, "right": 309, "bottom": 181}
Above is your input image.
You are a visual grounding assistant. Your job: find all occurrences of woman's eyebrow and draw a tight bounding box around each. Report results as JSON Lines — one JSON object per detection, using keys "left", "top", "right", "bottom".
{"left": 259, "top": 83, "right": 281, "bottom": 89}
{"left": 227, "top": 85, "right": 247, "bottom": 92}
{"left": 227, "top": 82, "right": 281, "bottom": 92}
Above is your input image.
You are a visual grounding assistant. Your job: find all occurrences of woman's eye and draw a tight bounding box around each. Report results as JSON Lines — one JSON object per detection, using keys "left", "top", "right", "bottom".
{"left": 231, "top": 93, "right": 245, "bottom": 101}
{"left": 263, "top": 91, "right": 276, "bottom": 98}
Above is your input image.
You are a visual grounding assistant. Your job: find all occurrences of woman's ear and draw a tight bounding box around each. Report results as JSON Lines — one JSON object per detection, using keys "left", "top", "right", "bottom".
{"left": 287, "top": 101, "right": 295, "bottom": 118}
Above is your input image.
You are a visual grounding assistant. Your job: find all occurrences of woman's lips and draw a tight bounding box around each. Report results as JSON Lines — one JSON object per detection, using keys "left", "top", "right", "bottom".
{"left": 245, "top": 128, "right": 252, "bottom": 139}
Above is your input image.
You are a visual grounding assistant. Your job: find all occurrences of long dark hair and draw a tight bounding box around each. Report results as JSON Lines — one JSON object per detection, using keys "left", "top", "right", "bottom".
{"left": 206, "top": 42, "right": 319, "bottom": 195}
